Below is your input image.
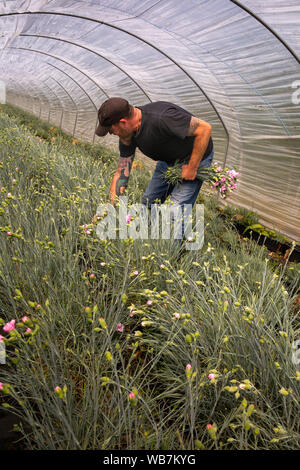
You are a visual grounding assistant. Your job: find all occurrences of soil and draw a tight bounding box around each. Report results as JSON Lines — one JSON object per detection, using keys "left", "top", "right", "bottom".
{"left": 0, "top": 408, "right": 25, "bottom": 450}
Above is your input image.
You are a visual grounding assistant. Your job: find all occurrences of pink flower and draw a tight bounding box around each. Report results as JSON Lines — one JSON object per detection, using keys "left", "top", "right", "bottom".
{"left": 54, "top": 386, "right": 61, "bottom": 393}
{"left": 147, "top": 300, "right": 152, "bottom": 306}
{"left": 26, "top": 328, "right": 32, "bottom": 333}
{"left": 229, "top": 169, "right": 239, "bottom": 178}
{"left": 116, "top": 322, "right": 124, "bottom": 333}
{"left": 0, "top": 335, "right": 4, "bottom": 342}
{"left": 129, "top": 392, "right": 135, "bottom": 399}
{"left": 133, "top": 270, "right": 139, "bottom": 275}
{"left": 22, "top": 316, "right": 29, "bottom": 323}
{"left": 100, "top": 262, "right": 106, "bottom": 267}
{"left": 0, "top": 382, "right": 3, "bottom": 390}
{"left": 216, "top": 166, "right": 222, "bottom": 172}
{"left": 173, "top": 313, "right": 180, "bottom": 319}
{"left": 126, "top": 214, "right": 132, "bottom": 224}
{"left": 221, "top": 176, "right": 226, "bottom": 183}
{"left": 3, "top": 320, "right": 15, "bottom": 332}
{"left": 7, "top": 232, "right": 12, "bottom": 236}
{"left": 186, "top": 364, "right": 192, "bottom": 370}
{"left": 90, "top": 273, "right": 95, "bottom": 279}
{"left": 83, "top": 225, "right": 91, "bottom": 235}
{"left": 207, "top": 424, "right": 212, "bottom": 429}
{"left": 220, "top": 185, "right": 227, "bottom": 192}
{"left": 239, "top": 383, "right": 246, "bottom": 389}
{"left": 129, "top": 306, "right": 137, "bottom": 317}
{"left": 208, "top": 373, "right": 216, "bottom": 380}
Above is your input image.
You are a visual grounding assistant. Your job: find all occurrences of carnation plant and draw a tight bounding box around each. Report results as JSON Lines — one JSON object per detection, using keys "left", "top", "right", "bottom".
{"left": 164, "top": 162, "right": 239, "bottom": 199}
{"left": 0, "top": 105, "right": 299, "bottom": 451}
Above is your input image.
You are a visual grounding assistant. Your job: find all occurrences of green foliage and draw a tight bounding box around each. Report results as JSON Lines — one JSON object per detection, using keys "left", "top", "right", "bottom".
{"left": 283, "top": 263, "right": 300, "bottom": 294}
{"left": 219, "top": 204, "right": 260, "bottom": 227}
{"left": 244, "top": 224, "right": 291, "bottom": 244}
{"left": 0, "top": 106, "right": 299, "bottom": 450}
{"left": 219, "top": 203, "right": 293, "bottom": 245}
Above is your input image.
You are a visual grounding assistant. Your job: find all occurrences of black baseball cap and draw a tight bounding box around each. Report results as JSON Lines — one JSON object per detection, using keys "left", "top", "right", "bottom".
{"left": 95, "top": 97, "right": 130, "bottom": 136}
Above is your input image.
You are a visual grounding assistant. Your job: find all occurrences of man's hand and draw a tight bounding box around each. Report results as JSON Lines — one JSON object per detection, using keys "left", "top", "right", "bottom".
{"left": 181, "top": 164, "right": 197, "bottom": 181}
{"left": 110, "top": 154, "right": 135, "bottom": 203}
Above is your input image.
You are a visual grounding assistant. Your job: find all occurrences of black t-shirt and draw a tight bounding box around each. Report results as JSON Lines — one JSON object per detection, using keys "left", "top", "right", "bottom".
{"left": 119, "top": 101, "right": 213, "bottom": 164}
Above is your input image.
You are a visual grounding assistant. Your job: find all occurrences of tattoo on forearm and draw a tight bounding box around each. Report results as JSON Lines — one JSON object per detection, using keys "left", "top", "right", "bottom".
{"left": 187, "top": 116, "right": 201, "bottom": 136}
{"left": 116, "top": 169, "right": 128, "bottom": 195}
{"left": 115, "top": 154, "right": 135, "bottom": 196}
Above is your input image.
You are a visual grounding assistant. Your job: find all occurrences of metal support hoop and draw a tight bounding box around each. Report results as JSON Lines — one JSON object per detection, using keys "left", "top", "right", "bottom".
{"left": 0, "top": 11, "right": 229, "bottom": 146}
{"left": 230, "top": 0, "right": 300, "bottom": 65}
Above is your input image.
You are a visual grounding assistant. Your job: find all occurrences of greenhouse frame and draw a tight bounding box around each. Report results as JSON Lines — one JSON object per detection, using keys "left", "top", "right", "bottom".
{"left": 0, "top": 0, "right": 299, "bottom": 240}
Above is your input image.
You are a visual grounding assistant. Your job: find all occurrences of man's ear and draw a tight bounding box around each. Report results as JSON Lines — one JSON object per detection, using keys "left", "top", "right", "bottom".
{"left": 119, "top": 118, "right": 129, "bottom": 127}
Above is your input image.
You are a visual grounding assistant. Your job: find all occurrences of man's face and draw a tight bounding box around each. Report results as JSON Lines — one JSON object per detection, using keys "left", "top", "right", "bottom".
{"left": 109, "top": 119, "right": 132, "bottom": 138}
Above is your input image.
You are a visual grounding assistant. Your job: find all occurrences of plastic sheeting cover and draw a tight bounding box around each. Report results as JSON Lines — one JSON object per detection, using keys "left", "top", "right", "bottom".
{"left": 0, "top": 0, "right": 299, "bottom": 241}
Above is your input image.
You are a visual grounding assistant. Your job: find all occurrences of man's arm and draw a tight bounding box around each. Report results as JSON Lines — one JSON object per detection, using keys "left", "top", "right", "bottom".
{"left": 110, "top": 153, "right": 135, "bottom": 205}
{"left": 181, "top": 117, "right": 212, "bottom": 181}
{"left": 91, "top": 153, "right": 135, "bottom": 223}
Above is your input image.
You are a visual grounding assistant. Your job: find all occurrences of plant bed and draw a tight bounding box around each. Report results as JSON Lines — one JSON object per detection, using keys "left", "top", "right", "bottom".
{"left": 0, "top": 407, "right": 26, "bottom": 450}
{"left": 0, "top": 363, "right": 30, "bottom": 450}
{"left": 216, "top": 207, "right": 300, "bottom": 263}
{"left": 233, "top": 221, "right": 300, "bottom": 263}
{"left": 1, "top": 106, "right": 300, "bottom": 450}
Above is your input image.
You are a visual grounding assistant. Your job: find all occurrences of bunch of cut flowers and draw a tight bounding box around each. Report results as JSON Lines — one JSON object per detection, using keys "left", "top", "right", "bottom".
{"left": 164, "top": 161, "right": 239, "bottom": 199}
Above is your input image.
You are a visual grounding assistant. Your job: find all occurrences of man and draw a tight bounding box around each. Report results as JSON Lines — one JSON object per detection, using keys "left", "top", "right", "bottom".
{"left": 95, "top": 97, "right": 214, "bottom": 241}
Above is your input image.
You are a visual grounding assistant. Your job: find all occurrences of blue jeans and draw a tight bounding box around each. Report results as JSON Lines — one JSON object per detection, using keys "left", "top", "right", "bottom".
{"left": 141, "top": 149, "right": 214, "bottom": 240}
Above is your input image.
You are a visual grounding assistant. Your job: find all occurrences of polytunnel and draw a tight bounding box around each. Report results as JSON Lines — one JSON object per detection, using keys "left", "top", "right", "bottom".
{"left": 0, "top": 0, "right": 299, "bottom": 241}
